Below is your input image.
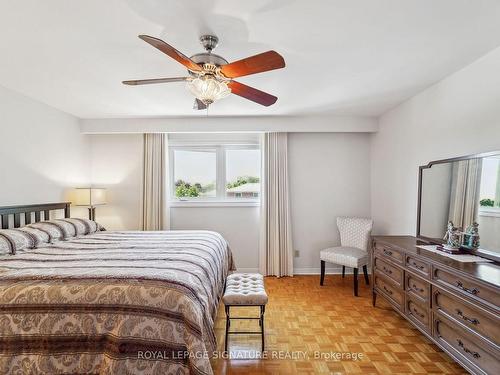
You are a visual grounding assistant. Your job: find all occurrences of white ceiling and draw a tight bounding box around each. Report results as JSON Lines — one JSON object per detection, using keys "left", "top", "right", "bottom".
{"left": 1, "top": 0, "right": 500, "bottom": 119}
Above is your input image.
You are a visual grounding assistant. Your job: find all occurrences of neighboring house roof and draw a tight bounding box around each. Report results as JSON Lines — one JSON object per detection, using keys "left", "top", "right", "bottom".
{"left": 226, "top": 183, "right": 260, "bottom": 193}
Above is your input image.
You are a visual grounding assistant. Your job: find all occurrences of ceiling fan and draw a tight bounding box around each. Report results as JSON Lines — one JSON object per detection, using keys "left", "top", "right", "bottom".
{"left": 122, "top": 34, "right": 285, "bottom": 110}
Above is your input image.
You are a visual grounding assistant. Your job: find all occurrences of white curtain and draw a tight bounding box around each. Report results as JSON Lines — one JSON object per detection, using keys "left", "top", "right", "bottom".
{"left": 448, "top": 159, "right": 482, "bottom": 229}
{"left": 142, "top": 133, "right": 169, "bottom": 231}
{"left": 259, "top": 132, "right": 293, "bottom": 277}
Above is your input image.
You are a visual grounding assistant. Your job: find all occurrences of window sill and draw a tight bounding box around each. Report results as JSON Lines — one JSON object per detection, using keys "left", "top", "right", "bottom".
{"left": 169, "top": 200, "right": 260, "bottom": 208}
{"left": 478, "top": 208, "right": 500, "bottom": 218}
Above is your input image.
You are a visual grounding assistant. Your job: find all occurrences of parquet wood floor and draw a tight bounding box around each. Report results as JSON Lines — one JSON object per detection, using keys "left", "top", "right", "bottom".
{"left": 211, "top": 275, "right": 466, "bottom": 374}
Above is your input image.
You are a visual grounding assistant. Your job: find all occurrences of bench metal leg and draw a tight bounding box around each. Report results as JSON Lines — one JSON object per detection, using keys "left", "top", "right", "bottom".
{"left": 260, "top": 305, "right": 265, "bottom": 351}
{"left": 224, "top": 304, "right": 266, "bottom": 352}
{"left": 224, "top": 305, "right": 230, "bottom": 352}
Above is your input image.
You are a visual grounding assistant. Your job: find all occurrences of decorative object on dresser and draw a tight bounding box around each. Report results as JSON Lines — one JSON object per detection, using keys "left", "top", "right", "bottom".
{"left": 463, "top": 222, "right": 481, "bottom": 249}
{"left": 74, "top": 187, "right": 107, "bottom": 220}
{"left": 320, "top": 217, "right": 373, "bottom": 296}
{"left": 373, "top": 151, "right": 500, "bottom": 375}
{"left": 443, "top": 220, "right": 462, "bottom": 251}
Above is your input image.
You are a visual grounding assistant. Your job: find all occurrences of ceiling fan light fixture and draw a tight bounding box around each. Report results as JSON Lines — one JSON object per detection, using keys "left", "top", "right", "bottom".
{"left": 186, "top": 75, "right": 231, "bottom": 105}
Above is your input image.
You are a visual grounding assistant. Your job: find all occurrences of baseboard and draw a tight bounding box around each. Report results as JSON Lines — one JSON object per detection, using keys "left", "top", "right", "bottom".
{"left": 232, "top": 267, "right": 371, "bottom": 276}
{"left": 294, "top": 267, "right": 372, "bottom": 275}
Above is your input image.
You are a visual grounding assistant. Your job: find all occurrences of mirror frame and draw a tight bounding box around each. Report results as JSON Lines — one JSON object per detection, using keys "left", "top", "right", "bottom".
{"left": 417, "top": 150, "right": 500, "bottom": 261}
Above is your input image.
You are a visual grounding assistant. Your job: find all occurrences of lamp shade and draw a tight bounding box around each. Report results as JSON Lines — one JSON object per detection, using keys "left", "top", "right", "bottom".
{"left": 186, "top": 76, "right": 231, "bottom": 105}
{"left": 74, "top": 188, "right": 107, "bottom": 206}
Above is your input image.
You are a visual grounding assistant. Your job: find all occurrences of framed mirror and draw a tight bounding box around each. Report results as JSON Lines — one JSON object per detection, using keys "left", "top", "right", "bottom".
{"left": 417, "top": 151, "right": 500, "bottom": 260}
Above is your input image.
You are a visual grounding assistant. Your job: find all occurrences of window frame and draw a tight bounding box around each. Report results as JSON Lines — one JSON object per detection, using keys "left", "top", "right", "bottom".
{"left": 169, "top": 143, "right": 261, "bottom": 207}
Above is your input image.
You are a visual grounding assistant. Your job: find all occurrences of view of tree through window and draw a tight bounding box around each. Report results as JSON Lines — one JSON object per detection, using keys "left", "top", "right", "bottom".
{"left": 225, "top": 149, "right": 260, "bottom": 199}
{"left": 172, "top": 146, "right": 260, "bottom": 200}
{"left": 173, "top": 149, "right": 216, "bottom": 198}
{"left": 479, "top": 157, "right": 500, "bottom": 209}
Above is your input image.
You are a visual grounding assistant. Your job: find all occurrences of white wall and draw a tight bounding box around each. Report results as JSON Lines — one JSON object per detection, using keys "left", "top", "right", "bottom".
{"left": 371, "top": 46, "right": 500, "bottom": 236}
{"left": 0, "top": 85, "right": 89, "bottom": 216}
{"left": 289, "top": 133, "right": 372, "bottom": 274}
{"left": 170, "top": 207, "right": 260, "bottom": 272}
{"left": 88, "top": 134, "right": 143, "bottom": 230}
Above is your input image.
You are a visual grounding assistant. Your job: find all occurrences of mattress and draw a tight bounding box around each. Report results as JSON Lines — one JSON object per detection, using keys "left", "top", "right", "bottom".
{"left": 0, "top": 230, "right": 234, "bottom": 375}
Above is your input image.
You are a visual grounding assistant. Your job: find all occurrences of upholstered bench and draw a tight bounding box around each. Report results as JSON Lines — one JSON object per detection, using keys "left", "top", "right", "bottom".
{"left": 222, "top": 273, "right": 268, "bottom": 351}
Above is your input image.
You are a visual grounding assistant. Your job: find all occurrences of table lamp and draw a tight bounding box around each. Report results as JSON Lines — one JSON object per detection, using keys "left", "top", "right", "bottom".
{"left": 74, "top": 188, "right": 107, "bottom": 220}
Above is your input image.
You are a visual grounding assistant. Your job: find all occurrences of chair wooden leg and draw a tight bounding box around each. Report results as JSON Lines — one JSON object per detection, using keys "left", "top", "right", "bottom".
{"left": 320, "top": 260, "right": 325, "bottom": 286}
{"left": 363, "top": 265, "right": 369, "bottom": 285}
{"left": 342, "top": 266, "right": 345, "bottom": 278}
{"left": 353, "top": 268, "right": 358, "bottom": 296}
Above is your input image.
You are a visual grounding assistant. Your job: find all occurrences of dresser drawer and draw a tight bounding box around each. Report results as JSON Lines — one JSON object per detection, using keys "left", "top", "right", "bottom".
{"left": 433, "top": 288, "right": 499, "bottom": 347}
{"left": 405, "top": 272, "right": 430, "bottom": 303}
{"left": 374, "top": 243, "right": 404, "bottom": 265}
{"left": 406, "top": 295, "right": 430, "bottom": 331}
{"left": 374, "top": 257, "right": 403, "bottom": 287}
{"left": 434, "top": 315, "right": 500, "bottom": 375}
{"left": 406, "top": 255, "right": 430, "bottom": 278}
{"left": 375, "top": 271, "right": 404, "bottom": 310}
{"left": 433, "top": 266, "right": 500, "bottom": 309}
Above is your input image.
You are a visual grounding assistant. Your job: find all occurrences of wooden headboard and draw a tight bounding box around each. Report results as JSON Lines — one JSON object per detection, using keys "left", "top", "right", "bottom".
{"left": 0, "top": 202, "right": 71, "bottom": 229}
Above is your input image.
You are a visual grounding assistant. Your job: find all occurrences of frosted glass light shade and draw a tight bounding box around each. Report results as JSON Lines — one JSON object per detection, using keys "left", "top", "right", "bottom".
{"left": 186, "top": 76, "right": 231, "bottom": 105}
{"left": 74, "top": 188, "right": 107, "bottom": 206}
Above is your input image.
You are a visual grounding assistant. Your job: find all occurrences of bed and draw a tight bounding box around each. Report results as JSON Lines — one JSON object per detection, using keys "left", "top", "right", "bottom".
{"left": 0, "top": 203, "right": 234, "bottom": 375}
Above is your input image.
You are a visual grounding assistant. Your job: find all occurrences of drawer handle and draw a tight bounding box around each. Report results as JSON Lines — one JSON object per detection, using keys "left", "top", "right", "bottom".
{"left": 383, "top": 249, "right": 393, "bottom": 256}
{"left": 456, "top": 281, "right": 480, "bottom": 296}
{"left": 382, "top": 266, "right": 393, "bottom": 275}
{"left": 411, "top": 284, "right": 424, "bottom": 293}
{"left": 412, "top": 307, "right": 425, "bottom": 319}
{"left": 456, "top": 309, "right": 480, "bottom": 325}
{"left": 457, "top": 339, "right": 481, "bottom": 359}
{"left": 382, "top": 286, "right": 393, "bottom": 295}
{"left": 412, "top": 262, "right": 425, "bottom": 271}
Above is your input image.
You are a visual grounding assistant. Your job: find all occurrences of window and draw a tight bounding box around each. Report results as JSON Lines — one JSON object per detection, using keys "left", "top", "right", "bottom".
{"left": 479, "top": 157, "right": 500, "bottom": 216}
{"left": 225, "top": 148, "right": 261, "bottom": 200}
{"left": 172, "top": 148, "right": 217, "bottom": 198}
{"left": 170, "top": 143, "right": 260, "bottom": 204}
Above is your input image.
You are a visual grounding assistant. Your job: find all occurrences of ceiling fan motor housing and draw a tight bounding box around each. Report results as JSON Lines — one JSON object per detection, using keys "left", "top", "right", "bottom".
{"left": 200, "top": 35, "right": 219, "bottom": 52}
{"left": 188, "top": 53, "right": 228, "bottom": 76}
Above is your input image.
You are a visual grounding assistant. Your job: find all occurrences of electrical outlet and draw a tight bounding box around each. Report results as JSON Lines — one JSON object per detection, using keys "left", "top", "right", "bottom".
{"left": 294, "top": 250, "right": 300, "bottom": 257}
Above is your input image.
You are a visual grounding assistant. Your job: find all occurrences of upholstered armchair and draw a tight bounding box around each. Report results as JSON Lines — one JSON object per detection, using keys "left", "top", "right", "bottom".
{"left": 320, "top": 217, "right": 373, "bottom": 296}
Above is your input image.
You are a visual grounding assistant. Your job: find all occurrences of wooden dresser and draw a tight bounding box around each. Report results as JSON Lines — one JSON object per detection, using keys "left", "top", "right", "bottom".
{"left": 372, "top": 236, "right": 500, "bottom": 375}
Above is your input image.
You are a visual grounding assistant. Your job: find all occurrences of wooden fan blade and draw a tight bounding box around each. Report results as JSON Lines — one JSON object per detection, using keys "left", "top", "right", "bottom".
{"left": 122, "top": 77, "right": 189, "bottom": 85}
{"left": 220, "top": 51, "right": 285, "bottom": 78}
{"left": 138, "top": 35, "right": 201, "bottom": 72}
{"left": 193, "top": 99, "right": 207, "bottom": 110}
{"left": 228, "top": 81, "right": 277, "bottom": 106}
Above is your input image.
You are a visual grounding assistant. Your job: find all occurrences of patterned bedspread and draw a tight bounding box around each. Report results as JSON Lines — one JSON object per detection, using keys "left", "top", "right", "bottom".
{"left": 0, "top": 230, "right": 234, "bottom": 375}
